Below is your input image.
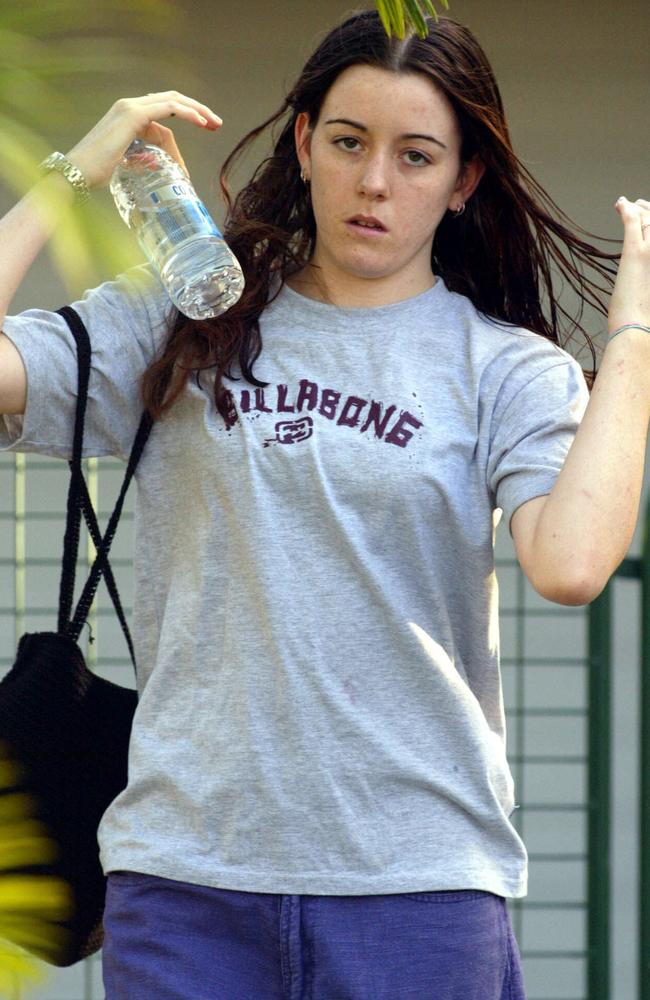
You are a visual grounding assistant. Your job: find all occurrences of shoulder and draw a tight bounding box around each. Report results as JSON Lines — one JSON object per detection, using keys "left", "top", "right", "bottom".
{"left": 440, "top": 281, "right": 573, "bottom": 365}
{"left": 67, "top": 263, "right": 177, "bottom": 359}
{"left": 440, "top": 283, "right": 586, "bottom": 401}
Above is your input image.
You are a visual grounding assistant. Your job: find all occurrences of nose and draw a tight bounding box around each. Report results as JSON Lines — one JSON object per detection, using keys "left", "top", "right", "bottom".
{"left": 357, "top": 153, "right": 391, "bottom": 198}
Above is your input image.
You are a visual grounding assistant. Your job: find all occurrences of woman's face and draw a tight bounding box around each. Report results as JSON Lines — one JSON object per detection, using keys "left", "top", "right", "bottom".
{"left": 293, "top": 64, "right": 484, "bottom": 306}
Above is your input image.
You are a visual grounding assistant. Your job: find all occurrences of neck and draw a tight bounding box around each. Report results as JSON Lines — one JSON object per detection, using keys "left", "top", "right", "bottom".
{"left": 285, "top": 264, "right": 437, "bottom": 309}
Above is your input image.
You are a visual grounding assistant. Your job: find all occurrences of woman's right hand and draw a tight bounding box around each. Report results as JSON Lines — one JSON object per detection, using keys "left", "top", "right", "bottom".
{"left": 63, "top": 92, "right": 222, "bottom": 190}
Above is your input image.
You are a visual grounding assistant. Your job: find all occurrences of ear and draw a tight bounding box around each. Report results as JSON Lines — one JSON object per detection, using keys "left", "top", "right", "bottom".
{"left": 450, "top": 154, "right": 486, "bottom": 209}
{"left": 294, "top": 111, "right": 313, "bottom": 175}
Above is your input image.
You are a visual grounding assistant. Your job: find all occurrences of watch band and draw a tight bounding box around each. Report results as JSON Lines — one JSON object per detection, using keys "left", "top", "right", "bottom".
{"left": 39, "top": 152, "right": 91, "bottom": 205}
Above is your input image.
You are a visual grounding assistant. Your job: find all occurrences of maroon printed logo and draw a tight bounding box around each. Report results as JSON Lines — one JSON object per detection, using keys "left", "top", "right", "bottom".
{"left": 263, "top": 416, "right": 314, "bottom": 447}
{"left": 228, "top": 380, "right": 424, "bottom": 448}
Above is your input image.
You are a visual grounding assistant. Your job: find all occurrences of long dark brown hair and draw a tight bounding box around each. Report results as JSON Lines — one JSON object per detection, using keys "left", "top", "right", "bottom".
{"left": 141, "top": 7, "right": 620, "bottom": 426}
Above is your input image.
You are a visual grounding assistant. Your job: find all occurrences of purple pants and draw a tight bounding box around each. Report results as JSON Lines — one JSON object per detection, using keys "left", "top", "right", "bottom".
{"left": 102, "top": 871, "right": 527, "bottom": 999}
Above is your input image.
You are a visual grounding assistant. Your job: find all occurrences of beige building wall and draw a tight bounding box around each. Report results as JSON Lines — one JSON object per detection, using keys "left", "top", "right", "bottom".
{"left": 0, "top": 2, "right": 647, "bottom": 997}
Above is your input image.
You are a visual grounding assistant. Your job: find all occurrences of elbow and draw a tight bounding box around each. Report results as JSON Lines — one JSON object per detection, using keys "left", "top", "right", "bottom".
{"left": 535, "top": 567, "right": 608, "bottom": 606}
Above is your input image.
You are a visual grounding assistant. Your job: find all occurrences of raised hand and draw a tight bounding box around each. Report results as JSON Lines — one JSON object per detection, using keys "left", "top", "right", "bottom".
{"left": 63, "top": 92, "right": 222, "bottom": 191}
{"left": 608, "top": 197, "right": 650, "bottom": 339}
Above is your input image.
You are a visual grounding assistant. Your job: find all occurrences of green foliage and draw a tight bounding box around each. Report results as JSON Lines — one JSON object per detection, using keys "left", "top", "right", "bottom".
{"left": 0, "top": 0, "right": 198, "bottom": 298}
{"left": 375, "top": 0, "right": 450, "bottom": 38}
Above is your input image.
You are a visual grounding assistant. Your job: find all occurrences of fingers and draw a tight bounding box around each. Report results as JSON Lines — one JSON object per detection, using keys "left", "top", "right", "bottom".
{"left": 608, "top": 196, "right": 650, "bottom": 336}
{"left": 616, "top": 196, "right": 650, "bottom": 247}
{"left": 140, "top": 92, "right": 222, "bottom": 131}
{"left": 636, "top": 199, "right": 650, "bottom": 242}
{"left": 64, "top": 92, "right": 222, "bottom": 191}
{"left": 142, "top": 122, "right": 191, "bottom": 177}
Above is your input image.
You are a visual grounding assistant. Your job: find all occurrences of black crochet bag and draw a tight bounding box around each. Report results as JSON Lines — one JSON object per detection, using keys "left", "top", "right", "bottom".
{"left": 0, "top": 305, "right": 153, "bottom": 966}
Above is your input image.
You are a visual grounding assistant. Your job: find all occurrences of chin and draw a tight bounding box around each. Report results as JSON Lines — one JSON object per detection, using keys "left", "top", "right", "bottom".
{"left": 336, "top": 252, "right": 398, "bottom": 279}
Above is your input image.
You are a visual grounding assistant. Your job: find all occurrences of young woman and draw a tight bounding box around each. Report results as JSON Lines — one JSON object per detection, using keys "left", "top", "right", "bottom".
{"left": 0, "top": 9, "right": 648, "bottom": 999}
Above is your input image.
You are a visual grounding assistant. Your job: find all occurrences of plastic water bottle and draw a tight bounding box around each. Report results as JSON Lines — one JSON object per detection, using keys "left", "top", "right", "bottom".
{"left": 109, "top": 138, "right": 245, "bottom": 319}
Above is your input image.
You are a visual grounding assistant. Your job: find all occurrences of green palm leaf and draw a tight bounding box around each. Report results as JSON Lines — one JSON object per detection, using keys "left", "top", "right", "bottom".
{"left": 0, "top": 0, "right": 203, "bottom": 300}
{"left": 385, "top": 0, "right": 406, "bottom": 38}
{"left": 375, "top": 0, "right": 449, "bottom": 38}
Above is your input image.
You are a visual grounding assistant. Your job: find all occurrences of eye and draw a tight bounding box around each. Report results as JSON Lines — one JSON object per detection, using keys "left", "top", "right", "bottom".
{"left": 333, "top": 136, "right": 361, "bottom": 151}
{"left": 404, "top": 150, "right": 430, "bottom": 166}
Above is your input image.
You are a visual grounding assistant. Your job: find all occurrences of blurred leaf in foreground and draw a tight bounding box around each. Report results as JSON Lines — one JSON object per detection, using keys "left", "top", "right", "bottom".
{"left": 0, "top": 0, "right": 200, "bottom": 299}
{"left": 0, "top": 741, "right": 73, "bottom": 997}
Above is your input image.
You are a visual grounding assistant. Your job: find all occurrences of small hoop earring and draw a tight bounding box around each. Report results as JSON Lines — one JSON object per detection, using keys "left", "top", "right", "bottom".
{"left": 453, "top": 202, "right": 466, "bottom": 217}
{"left": 300, "top": 169, "right": 310, "bottom": 184}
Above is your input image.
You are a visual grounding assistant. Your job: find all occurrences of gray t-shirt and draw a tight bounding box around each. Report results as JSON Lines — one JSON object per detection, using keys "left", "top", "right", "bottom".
{"left": 1, "top": 264, "right": 589, "bottom": 898}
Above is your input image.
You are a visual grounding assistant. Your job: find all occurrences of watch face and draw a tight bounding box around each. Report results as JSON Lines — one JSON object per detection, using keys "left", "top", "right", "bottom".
{"left": 43, "top": 153, "right": 66, "bottom": 171}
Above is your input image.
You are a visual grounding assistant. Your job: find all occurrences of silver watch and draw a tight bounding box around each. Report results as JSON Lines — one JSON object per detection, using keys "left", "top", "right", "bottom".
{"left": 39, "top": 152, "right": 91, "bottom": 205}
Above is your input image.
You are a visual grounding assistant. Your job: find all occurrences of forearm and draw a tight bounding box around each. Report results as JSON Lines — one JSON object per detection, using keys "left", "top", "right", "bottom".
{"left": 534, "top": 329, "right": 650, "bottom": 603}
{"left": 0, "top": 171, "right": 75, "bottom": 328}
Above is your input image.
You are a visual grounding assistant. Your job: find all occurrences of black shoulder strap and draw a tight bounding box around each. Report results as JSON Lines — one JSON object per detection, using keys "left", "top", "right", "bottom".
{"left": 55, "top": 304, "right": 153, "bottom": 673}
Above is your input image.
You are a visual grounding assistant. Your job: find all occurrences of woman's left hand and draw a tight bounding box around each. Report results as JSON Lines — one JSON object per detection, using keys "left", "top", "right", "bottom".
{"left": 607, "top": 197, "right": 650, "bottom": 338}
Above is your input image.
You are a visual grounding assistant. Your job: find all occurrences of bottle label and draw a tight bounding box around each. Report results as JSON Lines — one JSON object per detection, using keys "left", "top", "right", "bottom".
{"left": 147, "top": 184, "right": 224, "bottom": 244}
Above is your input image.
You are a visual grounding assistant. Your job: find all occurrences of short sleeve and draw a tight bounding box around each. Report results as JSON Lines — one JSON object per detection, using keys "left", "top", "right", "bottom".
{"left": 486, "top": 358, "right": 590, "bottom": 537}
{"left": 0, "top": 263, "right": 175, "bottom": 461}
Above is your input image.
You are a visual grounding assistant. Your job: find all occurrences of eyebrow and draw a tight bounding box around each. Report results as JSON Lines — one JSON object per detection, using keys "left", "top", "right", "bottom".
{"left": 324, "top": 117, "right": 447, "bottom": 150}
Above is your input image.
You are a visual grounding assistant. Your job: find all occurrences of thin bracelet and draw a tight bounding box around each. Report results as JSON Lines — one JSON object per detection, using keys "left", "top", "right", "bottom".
{"left": 608, "top": 324, "right": 650, "bottom": 343}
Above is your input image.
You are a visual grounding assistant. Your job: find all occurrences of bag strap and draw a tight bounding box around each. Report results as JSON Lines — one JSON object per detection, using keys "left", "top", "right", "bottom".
{"left": 54, "top": 306, "right": 138, "bottom": 665}
{"left": 69, "top": 409, "right": 152, "bottom": 647}
{"left": 54, "top": 304, "right": 153, "bottom": 671}
{"left": 76, "top": 474, "right": 138, "bottom": 667}
{"left": 56, "top": 306, "right": 90, "bottom": 634}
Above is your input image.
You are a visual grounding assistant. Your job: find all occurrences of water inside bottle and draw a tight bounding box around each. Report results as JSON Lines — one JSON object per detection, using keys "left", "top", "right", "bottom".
{"left": 110, "top": 140, "right": 245, "bottom": 319}
{"left": 160, "top": 239, "right": 245, "bottom": 319}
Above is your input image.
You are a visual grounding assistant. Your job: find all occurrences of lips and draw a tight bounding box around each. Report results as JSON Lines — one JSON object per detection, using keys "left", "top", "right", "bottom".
{"left": 346, "top": 215, "right": 387, "bottom": 232}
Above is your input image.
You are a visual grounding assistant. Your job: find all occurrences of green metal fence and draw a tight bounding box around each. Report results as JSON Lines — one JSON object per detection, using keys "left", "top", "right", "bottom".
{"left": 502, "top": 556, "right": 591, "bottom": 999}
{"left": 643, "top": 505, "right": 650, "bottom": 1000}
{"left": 0, "top": 454, "right": 129, "bottom": 1000}
{"left": 612, "top": 499, "right": 650, "bottom": 1000}
{"left": 0, "top": 451, "right": 648, "bottom": 999}
{"left": 587, "top": 576, "right": 611, "bottom": 1000}
{"left": 582, "top": 493, "right": 649, "bottom": 1000}
{"left": 501, "top": 500, "right": 649, "bottom": 1000}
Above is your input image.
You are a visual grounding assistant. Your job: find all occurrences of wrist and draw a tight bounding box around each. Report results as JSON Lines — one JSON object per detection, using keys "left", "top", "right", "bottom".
{"left": 604, "top": 326, "right": 650, "bottom": 385}
{"left": 39, "top": 152, "right": 91, "bottom": 206}
{"left": 607, "top": 323, "right": 650, "bottom": 343}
